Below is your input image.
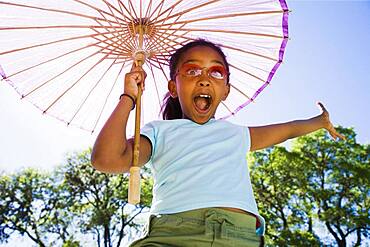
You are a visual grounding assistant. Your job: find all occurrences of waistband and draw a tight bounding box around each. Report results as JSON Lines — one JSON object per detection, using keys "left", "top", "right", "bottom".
{"left": 157, "top": 207, "right": 257, "bottom": 229}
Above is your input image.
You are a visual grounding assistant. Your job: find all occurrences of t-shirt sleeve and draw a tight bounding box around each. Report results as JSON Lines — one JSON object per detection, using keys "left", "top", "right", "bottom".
{"left": 140, "top": 121, "right": 156, "bottom": 162}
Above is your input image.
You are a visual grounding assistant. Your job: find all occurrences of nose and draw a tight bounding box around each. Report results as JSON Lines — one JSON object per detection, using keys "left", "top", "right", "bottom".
{"left": 199, "top": 80, "right": 210, "bottom": 87}
{"left": 198, "top": 70, "right": 211, "bottom": 87}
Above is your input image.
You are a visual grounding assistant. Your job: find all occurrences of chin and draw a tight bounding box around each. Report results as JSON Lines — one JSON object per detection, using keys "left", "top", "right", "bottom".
{"left": 184, "top": 109, "right": 215, "bottom": 124}
{"left": 192, "top": 114, "right": 214, "bottom": 125}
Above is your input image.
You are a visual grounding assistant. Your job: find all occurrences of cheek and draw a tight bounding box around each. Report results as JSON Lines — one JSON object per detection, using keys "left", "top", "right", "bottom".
{"left": 176, "top": 82, "right": 190, "bottom": 96}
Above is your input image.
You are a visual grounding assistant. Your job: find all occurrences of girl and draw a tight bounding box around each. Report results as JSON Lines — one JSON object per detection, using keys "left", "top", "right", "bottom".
{"left": 91, "top": 40, "right": 344, "bottom": 247}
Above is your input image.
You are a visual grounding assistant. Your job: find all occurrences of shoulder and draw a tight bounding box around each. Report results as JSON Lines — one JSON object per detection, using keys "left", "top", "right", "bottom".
{"left": 213, "top": 119, "right": 247, "bottom": 130}
{"left": 141, "top": 119, "right": 193, "bottom": 137}
{"left": 213, "top": 119, "right": 251, "bottom": 141}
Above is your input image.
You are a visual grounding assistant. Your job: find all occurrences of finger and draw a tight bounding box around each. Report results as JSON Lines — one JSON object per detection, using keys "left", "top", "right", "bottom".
{"left": 132, "top": 67, "right": 146, "bottom": 79}
{"left": 134, "top": 73, "right": 142, "bottom": 84}
{"left": 329, "top": 131, "right": 341, "bottom": 141}
{"left": 336, "top": 132, "right": 346, "bottom": 140}
{"left": 317, "top": 101, "right": 327, "bottom": 113}
{"left": 133, "top": 72, "right": 147, "bottom": 88}
{"left": 130, "top": 62, "right": 136, "bottom": 71}
{"left": 127, "top": 72, "right": 139, "bottom": 82}
{"left": 330, "top": 129, "right": 346, "bottom": 141}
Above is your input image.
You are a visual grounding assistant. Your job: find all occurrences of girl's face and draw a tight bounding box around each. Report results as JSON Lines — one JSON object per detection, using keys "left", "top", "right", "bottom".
{"left": 168, "top": 46, "right": 230, "bottom": 124}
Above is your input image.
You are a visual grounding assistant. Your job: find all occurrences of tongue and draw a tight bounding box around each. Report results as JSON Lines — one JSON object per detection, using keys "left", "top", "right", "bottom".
{"left": 195, "top": 97, "right": 209, "bottom": 111}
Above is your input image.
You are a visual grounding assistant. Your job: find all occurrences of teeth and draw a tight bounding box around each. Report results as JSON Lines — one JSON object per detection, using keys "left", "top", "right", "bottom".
{"left": 199, "top": 94, "right": 211, "bottom": 98}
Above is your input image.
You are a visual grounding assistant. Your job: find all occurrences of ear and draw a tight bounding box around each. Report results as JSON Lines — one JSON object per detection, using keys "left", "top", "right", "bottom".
{"left": 222, "top": 83, "right": 230, "bottom": 101}
{"left": 168, "top": 80, "right": 178, "bottom": 98}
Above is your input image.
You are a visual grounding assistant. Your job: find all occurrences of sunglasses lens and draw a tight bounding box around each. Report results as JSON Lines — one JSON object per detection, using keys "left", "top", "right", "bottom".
{"left": 179, "top": 64, "right": 227, "bottom": 80}
{"left": 181, "top": 64, "right": 202, "bottom": 77}
{"left": 209, "top": 66, "right": 226, "bottom": 79}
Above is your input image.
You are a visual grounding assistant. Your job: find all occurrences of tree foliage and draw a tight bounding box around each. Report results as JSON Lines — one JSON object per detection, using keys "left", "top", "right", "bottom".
{"left": 0, "top": 149, "right": 153, "bottom": 246}
{"left": 59, "top": 149, "right": 152, "bottom": 247}
{"left": 250, "top": 126, "right": 369, "bottom": 246}
{"left": 0, "top": 168, "right": 76, "bottom": 246}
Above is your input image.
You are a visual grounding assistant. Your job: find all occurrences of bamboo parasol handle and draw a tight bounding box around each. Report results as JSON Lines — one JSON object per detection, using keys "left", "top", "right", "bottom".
{"left": 128, "top": 60, "right": 144, "bottom": 205}
{"left": 129, "top": 23, "right": 146, "bottom": 204}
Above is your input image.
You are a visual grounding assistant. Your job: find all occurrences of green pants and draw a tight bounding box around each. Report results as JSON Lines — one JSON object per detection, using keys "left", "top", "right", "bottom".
{"left": 129, "top": 208, "right": 262, "bottom": 247}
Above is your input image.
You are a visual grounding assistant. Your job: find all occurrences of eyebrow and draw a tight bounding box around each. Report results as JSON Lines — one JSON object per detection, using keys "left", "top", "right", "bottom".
{"left": 182, "top": 59, "right": 224, "bottom": 66}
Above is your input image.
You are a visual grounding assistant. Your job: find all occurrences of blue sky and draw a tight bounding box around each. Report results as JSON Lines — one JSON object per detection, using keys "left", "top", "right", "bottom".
{"left": 0, "top": 1, "right": 369, "bottom": 246}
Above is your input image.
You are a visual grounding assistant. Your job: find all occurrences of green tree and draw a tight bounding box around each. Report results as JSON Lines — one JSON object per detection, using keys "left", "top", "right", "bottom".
{"left": 57, "top": 148, "right": 153, "bottom": 247}
{"left": 0, "top": 168, "right": 76, "bottom": 245}
{"left": 294, "top": 127, "right": 369, "bottom": 246}
{"left": 0, "top": 148, "right": 153, "bottom": 246}
{"left": 250, "top": 126, "right": 369, "bottom": 246}
{"left": 250, "top": 148, "right": 322, "bottom": 246}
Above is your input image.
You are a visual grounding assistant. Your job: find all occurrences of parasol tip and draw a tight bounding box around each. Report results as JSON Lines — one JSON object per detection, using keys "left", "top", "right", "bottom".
{"left": 0, "top": 65, "right": 7, "bottom": 80}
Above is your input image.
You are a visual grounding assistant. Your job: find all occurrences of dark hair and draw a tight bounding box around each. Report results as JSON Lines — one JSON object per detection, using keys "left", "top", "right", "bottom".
{"left": 161, "top": 39, "right": 230, "bottom": 120}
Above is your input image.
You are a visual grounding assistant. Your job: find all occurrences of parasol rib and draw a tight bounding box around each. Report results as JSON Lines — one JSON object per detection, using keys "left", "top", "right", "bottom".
{"left": 128, "top": 0, "right": 139, "bottom": 20}
{"left": 152, "top": 0, "right": 220, "bottom": 25}
{"left": 90, "top": 30, "right": 133, "bottom": 55}
{"left": 116, "top": 0, "right": 136, "bottom": 21}
{"left": 146, "top": 31, "right": 184, "bottom": 56}
{"left": 148, "top": 63, "right": 163, "bottom": 109}
{"left": 154, "top": 30, "right": 278, "bottom": 61}
{"left": 98, "top": 1, "right": 127, "bottom": 33}
{"left": 150, "top": 0, "right": 185, "bottom": 23}
{"left": 220, "top": 44, "right": 278, "bottom": 62}
{"left": 229, "top": 64, "right": 265, "bottom": 83}
{"left": 5, "top": 37, "right": 115, "bottom": 79}
{"left": 144, "top": 0, "right": 154, "bottom": 20}
{"left": 0, "top": 31, "right": 114, "bottom": 56}
{"left": 91, "top": 61, "right": 129, "bottom": 133}
{"left": 146, "top": 5, "right": 188, "bottom": 51}
{"left": 229, "top": 83, "right": 252, "bottom": 100}
{"left": 147, "top": 28, "right": 191, "bottom": 51}
{"left": 93, "top": 10, "right": 134, "bottom": 54}
{"left": 140, "top": 0, "right": 143, "bottom": 22}
{"left": 0, "top": 1, "right": 124, "bottom": 26}
{"left": 0, "top": 25, "right": 125, "bottom": 31}
{"left": 43, "top": 52, "right": 112, "bottom": 114}
{"left": 90, "top": 25, "right": 132, "bottom": 57}
{"left": 147, "top": 0, "right": 165, "bottom": 21}
{"left": 220, "top": 101, "right": 233, "bottom": 115}
{"left": 151, "top": 55, "right": 171, "bottom": 64}
{"left": 149, "top": 56, "right": 169, "bottom": 68}
{"left": 145, "top": 13, "right": 185, "bottom": 52}
{"left": 157, "top": 27, "right": 284, "bottom": 39}
{"left": 68, "top": 58, "right": 118, "bottom": 124}
{"left": 22, "top": 49, "right": 104, "bottom": 98}
{"left": 72, "top": 0, "right": 128, "bottom": 23}
{"left": 155, "top": 9, "right": 285, "bottom": 26}
{"left": 99, "top": 0, "right": 131, "bottom": 22}
{"left": 152, "top": 56, "right": 169, "bottom": 82}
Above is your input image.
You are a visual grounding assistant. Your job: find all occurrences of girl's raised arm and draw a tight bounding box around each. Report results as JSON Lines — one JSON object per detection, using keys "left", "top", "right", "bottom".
{"left": 249, "top": 102, "right": 345, "bottom": 151}
{"left": 91, "top": 64, "right": 152, "bottom": 174}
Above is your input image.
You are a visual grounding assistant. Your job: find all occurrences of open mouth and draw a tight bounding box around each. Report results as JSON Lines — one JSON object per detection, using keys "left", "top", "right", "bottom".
{"left": 193, "top": 94, "right": 212, "bottom": 113}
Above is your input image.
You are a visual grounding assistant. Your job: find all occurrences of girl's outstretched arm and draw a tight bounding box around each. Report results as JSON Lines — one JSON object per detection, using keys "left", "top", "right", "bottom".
{"left": 91, "top": 64, "right": 152, "bottom": 174}
{"left": 249, "top": 102, "right": 345, "bottom": 151}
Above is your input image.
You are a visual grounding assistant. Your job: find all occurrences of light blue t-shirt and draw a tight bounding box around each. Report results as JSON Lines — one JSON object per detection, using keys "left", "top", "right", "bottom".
{"left": 141, "top": 118, "right": 265, "bottom": 235}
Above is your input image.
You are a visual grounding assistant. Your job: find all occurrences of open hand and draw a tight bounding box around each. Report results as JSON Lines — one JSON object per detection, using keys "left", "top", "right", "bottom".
{"left": 318, "top": 102, "right": 346, "bottom": 140}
